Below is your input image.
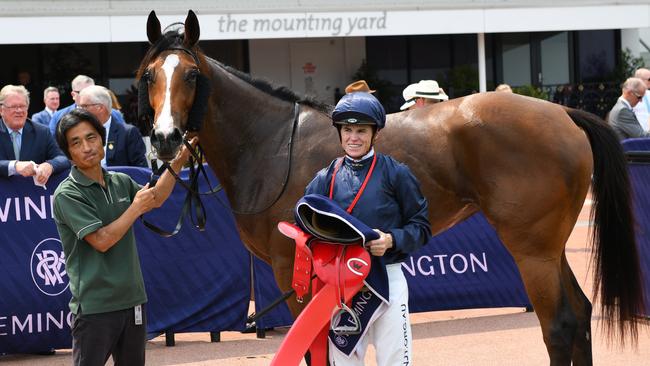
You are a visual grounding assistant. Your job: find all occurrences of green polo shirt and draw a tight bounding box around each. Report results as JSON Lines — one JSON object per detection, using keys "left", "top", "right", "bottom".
{"left": 53, "top": 166, "right": 147, "bottom": 315}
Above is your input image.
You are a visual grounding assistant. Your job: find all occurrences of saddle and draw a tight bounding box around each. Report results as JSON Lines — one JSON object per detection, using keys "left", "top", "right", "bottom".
{"left": 271, "top": 194, "right": 379, "bottom": 366}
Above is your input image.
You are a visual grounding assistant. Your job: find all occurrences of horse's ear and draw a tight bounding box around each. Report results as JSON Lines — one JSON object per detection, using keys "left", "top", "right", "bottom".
{"left": 146, "top": 10, "right": 162, "bottom": 44}
{"left": 183, "top": 10, "right": 200, "bottom": 48}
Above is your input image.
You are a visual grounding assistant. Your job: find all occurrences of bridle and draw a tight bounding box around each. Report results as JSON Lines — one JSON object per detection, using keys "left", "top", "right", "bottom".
{"left": 138, "top": 46, "right": 210, "bottom": 134}
{"left": 138, "top": 45, "right": 220, "bottom": 237}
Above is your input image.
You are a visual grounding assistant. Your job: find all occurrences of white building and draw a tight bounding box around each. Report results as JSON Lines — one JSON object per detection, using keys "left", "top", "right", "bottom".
{"left": 1, "top": 1, "right": 649, "bottom": 115}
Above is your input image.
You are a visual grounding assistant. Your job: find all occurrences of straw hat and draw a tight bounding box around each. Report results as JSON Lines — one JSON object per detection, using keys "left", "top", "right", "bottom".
{"left": 400, "top": 80, "right": 449, "bottom": 110}
{"left": 345, "top": 80, "right": 376, "bottom": 94}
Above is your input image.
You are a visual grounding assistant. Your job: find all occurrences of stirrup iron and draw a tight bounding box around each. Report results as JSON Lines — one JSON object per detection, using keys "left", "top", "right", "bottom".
{"left": 330, "top": 303, "right": 361, "bottom": 336}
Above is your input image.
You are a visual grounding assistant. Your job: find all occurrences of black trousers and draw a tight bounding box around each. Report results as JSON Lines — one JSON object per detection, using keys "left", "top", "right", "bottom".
{"left": 71, "top": 304, "right": 146, "bottom": 366}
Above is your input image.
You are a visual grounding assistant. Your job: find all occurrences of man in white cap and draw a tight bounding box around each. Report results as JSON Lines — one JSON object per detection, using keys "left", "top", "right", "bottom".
{"left": 400, "top": 80, "right": 449, "bottom": 111}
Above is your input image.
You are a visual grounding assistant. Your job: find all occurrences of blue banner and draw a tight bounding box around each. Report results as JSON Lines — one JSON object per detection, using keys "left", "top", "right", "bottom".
{"left": 622, "top": 138, "right": 650, "bottom": 316}
{"left": 406, "top": 213, "right": 530, "bottom": 312}
{"left": 0, "top": 166, "right": 251, "bottom": 354}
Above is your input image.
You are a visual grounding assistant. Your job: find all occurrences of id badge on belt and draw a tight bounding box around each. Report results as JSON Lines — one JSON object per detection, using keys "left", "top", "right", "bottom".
{"left": 134, "top": 305, "right": 143, "bottom": 325}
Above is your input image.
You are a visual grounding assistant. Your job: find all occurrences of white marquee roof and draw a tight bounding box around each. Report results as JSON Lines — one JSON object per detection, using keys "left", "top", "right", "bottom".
{"left": 0, "top": 1, "right": 648, "bottom": 44}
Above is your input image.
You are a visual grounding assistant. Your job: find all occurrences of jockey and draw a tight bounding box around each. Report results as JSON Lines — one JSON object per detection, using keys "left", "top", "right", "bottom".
{"left": 305, "top": 91, "right": 431, "bottom": 365}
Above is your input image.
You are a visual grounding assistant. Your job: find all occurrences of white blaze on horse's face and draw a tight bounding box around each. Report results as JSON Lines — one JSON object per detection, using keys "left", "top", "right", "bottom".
{"left": 155, "top": 53, "right": 180, "bottom": 136}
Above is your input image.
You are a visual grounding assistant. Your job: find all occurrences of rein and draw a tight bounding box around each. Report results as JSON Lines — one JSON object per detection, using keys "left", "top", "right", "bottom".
{"left": 140, "top": 137, "right": 223, "bottom": 237}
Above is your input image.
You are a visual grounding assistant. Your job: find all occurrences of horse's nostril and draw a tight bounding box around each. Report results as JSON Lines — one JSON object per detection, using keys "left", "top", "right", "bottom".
{"left": 149, "top": 130, "right": 164, "bottom": 150}
{"left": 171, "top": 128, "right": 183, "bottom": 144}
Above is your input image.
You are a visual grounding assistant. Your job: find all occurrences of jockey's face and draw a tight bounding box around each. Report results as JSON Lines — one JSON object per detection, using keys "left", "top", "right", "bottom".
{"left": 340, "top": 124, "right": 375, "bottom": 159}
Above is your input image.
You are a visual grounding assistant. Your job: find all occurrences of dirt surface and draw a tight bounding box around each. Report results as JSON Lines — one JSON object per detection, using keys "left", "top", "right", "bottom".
{"left": 3, "top": 198, "right": 650, "bottom": 365}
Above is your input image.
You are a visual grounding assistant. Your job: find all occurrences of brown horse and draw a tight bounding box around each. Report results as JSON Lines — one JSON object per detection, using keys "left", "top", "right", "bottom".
{"left": 138, "top": 10, "right": 645, "bottom": 365}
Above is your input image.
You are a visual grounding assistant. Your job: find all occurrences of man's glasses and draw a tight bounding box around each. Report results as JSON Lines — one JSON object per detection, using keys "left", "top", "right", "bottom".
{"left": 633, "top": 92, "right": 644, "bottom": 100}
{"left": 2, "top": 105, "right": 28, "bottom": 112}
{"left": 77, "top": 103, "right": 102, "bottom": 110}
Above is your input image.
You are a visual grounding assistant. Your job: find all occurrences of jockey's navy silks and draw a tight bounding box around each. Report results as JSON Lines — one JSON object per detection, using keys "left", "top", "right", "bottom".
{"left": 305, "top": 150, "right": 431, "bottom": 358}
{"left": 306, "top": 151, "right": 430, "bottom": 265}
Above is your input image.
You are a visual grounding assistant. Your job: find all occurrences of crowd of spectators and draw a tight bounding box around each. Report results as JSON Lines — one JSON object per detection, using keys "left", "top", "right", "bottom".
{"left": 0, "top": 74, "right": 149, "bottom": 189}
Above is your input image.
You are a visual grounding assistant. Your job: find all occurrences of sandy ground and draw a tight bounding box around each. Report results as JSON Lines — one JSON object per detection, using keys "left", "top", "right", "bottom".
{"left": 3, "top": 197, "right": 650, "bottom": 365}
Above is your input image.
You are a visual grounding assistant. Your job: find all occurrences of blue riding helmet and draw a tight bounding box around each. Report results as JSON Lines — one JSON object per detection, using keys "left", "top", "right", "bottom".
{"left": 332, "top": 92, "right": 386, "bottom": 130}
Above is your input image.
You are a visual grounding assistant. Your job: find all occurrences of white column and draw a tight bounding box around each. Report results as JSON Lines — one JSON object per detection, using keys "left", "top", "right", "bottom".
{"left": 621, "top": 28, "right": 641, "bottom": 57}
{"left": 477, "top": 32, "right": 487, "bottom": 93}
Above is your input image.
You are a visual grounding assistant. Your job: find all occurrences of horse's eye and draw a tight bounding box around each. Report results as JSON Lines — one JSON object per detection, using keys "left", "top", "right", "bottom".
{"left": 186, "top": 69, "right": 199, "bottom": 83}
{"left": 143, "top": 70, "right": 153, "bottom": 84}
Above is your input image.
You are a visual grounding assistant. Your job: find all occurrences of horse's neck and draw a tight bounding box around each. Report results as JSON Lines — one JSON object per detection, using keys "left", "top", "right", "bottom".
{"left": 212, "top": 69, "right": 294, "bottom": 150}
{"left": 202, "top": 65, "right": 298, "bottom": 213}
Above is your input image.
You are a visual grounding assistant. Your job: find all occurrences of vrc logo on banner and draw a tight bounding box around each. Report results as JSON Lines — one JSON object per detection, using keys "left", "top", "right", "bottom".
{"left": 31, "top": 238, "right": 69, "bottom": 297}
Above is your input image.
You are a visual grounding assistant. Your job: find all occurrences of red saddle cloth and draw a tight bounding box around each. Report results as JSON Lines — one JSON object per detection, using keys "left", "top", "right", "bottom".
{"left": 272, "top": 222, "right": 371, "bottom": 366}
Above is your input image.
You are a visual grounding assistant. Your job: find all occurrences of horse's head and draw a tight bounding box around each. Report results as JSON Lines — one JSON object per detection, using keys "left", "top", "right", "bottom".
{"left": 137, "top": 10, "right": 211, "bottom": 162}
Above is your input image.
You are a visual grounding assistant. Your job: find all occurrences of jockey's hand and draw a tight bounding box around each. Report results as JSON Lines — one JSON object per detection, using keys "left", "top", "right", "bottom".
{"left": 366, "top": 230, "right": 393, "bottom": 256}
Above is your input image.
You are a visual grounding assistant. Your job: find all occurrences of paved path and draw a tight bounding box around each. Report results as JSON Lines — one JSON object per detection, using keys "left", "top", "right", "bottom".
{"left": 3, "top": 198, "right": 649, "bottom": 365}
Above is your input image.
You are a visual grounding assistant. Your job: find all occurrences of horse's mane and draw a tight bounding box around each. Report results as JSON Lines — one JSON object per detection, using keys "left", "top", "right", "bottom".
{"left": 216, "top": 60, "right": 332, "bottom": 115}
{"left": 136, "top": 28, "right": 332, "bottom": 115}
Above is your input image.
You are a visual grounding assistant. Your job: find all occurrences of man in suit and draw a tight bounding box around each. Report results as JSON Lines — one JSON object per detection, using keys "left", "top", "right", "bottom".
{"left": 49, "top": 75, "right": 125, "bottom": 136}
{"left": 0, "top": 85, "right": 69, "bottom": 185}
{"left": 78, "top": 85, "right": 148, "bottom": 167}
{"left": 31, "top": 86, "right": 60, "bottom": 126}
{"left": 608, "top": 77, "right": 650, "bottom": 141}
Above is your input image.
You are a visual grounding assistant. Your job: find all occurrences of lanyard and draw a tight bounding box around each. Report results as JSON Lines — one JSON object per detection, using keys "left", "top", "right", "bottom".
{"left": 328, "top": 154, "right": 377, "bottom": 213}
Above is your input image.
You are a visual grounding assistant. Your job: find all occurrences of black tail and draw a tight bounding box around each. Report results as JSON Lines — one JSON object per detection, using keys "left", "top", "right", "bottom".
{"left": 564, "top": 107, "right": 644, "bottom": 343}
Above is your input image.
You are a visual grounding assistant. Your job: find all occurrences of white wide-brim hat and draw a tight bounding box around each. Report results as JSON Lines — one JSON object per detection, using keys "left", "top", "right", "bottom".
{"left": 400, "top": 80, "right": 449, "bottom": 110}
{"left": 413, "top": 80, "right": 449, "bottom": 101}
